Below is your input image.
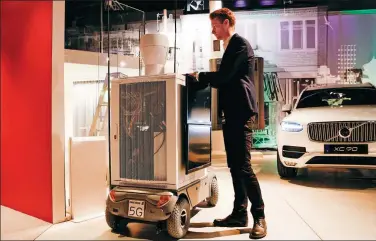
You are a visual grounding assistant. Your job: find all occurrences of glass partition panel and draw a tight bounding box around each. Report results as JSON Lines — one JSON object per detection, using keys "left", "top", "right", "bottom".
{"left": 64, "top": 0, "right": 105, "bottom": 217}
{"left": 102, "top": 0, "right": 145, "bottom": 77}
{"left": 179, "top": 13, "right": 212, "bottom": 74}
{"left": 65, "top": 1, "right": 113, "bottom": 138}
{"left": 135, "top": 2, "right": 182, "bottom": 74}
{"left": 103, "top": 0, "right": 182, "bottom": 76}
{"left": 104, "top": 1, "right": 181, "bottom": 183}
{"left": 99, "top": 1, "right": 146, "bottom": 138}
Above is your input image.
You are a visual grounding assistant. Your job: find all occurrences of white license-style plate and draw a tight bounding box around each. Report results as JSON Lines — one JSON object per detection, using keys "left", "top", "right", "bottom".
{"left": 128, "top": 200, "right": 145, "bottom": 218}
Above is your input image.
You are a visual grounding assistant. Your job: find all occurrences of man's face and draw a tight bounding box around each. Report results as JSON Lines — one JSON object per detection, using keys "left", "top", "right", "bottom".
{"left": 211, "top": 18, "right": 229, "bottom": 40}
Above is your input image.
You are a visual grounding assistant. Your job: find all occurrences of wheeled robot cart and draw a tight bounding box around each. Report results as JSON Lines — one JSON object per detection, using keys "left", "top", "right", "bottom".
{"left": 105, "top": 33, "right": 220, "bottom": 238}
{"left": 105, "top": 73, "right": 219, "bottom": 238}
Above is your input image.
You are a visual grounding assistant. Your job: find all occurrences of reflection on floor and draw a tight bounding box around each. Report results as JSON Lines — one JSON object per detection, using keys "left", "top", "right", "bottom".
{"left": 1, "top": 206, "right": 52, "bottom": 240}
{"left": 2, "top": 154, "right": 376, "bottom": 240}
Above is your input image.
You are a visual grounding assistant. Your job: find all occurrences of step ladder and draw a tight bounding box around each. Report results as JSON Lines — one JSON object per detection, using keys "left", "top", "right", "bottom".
{"left": 89, "top": 72, "right": 127, "bottom": 136}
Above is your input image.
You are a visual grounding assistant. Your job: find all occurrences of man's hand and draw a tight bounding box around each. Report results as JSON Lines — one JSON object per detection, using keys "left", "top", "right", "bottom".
{"left": 187, "top": 72, "right": 199, "bottom": 80}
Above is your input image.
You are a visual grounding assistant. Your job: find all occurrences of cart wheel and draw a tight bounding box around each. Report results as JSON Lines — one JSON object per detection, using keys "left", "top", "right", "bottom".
{"left": 105, "top": 209, "right": 123, "bottom": 231}
{"left": 166, "top": 197, "right": 191, "bottom": 239}
{"left": 207, "top": 177, "right": 219, "bottom": 207}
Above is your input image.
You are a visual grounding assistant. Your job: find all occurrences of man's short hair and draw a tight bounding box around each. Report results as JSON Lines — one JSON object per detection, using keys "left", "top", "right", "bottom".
{"left": 209, "top": 8, "right": 236, "bottom": 27}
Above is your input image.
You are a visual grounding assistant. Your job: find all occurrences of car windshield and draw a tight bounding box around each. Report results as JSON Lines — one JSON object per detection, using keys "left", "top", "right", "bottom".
{"left": 296, "top": 87, "right": 376, "bottom": 109}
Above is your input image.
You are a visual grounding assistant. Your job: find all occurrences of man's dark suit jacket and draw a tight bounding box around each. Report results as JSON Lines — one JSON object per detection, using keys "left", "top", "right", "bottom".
{"left": 198, "top": 33, "right": 258, "bottom": 124}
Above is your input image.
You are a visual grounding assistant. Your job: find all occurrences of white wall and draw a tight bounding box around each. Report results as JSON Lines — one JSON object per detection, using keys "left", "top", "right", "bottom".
{"left": 52, "top": 0, "right": 67, "bottom": 223}
{"left": 69, "top": 136, "right": 108, "bottom": 222}
{"left": 64, "top": 49, "right": 141, "bottom": 70}
{"left": 64, "top": 62, "right": 140, "bottom": 83}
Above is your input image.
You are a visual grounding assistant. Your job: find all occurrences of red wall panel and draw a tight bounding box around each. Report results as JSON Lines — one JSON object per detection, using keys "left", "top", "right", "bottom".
{"left": 1, "top": 1, "right": 53, "bottom": 223}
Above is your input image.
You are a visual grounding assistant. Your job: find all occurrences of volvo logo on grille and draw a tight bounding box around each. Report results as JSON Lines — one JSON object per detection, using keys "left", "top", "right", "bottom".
{"left": 339, "top": 127, "right": 351, "bottom": 138}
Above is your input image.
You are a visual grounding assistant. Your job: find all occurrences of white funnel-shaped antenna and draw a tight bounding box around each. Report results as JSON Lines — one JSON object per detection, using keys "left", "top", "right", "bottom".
{"left": 140, "top": 33, "right": 169, "bottom": 75}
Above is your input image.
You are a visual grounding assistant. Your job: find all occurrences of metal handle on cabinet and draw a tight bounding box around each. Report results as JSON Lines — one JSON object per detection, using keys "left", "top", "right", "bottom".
{"left": 114, "top": 123, "right": 118, "bottom": 140}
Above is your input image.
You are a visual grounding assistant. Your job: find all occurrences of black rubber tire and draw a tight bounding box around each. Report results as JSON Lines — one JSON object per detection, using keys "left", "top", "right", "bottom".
{"left": 166, "top": 197, "right": 191, "bottom": 239}
{"left": 207, "top": 178, "right": 219, "bottom": 207}
{"left": 105, "top": 209, "right": 122, "bottom": 231}
{"left": 277, "top": 152, "right": 298, "bottom": 179}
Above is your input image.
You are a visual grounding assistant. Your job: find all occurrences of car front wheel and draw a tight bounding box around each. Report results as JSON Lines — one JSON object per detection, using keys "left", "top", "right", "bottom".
{"left": 277, "top": 152, "right": 298, "bottom": 179}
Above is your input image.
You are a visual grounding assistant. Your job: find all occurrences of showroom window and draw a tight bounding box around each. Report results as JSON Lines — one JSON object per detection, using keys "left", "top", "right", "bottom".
{"left": 280, "top": 21, "right": 290, "bottom": 50}
{"left": 292, "top": 21, "right": 303, "bottom": 49}
{"left": 280, "top": 19, "right": 317, "bottom": 50}
{"left": 306, "top": 20, "right": 316, "bottom": 49}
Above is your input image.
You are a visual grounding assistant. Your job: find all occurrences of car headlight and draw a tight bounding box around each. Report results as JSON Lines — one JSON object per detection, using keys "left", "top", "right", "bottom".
{"left": 281, "top": 121, "right": 303, "bottom": 132}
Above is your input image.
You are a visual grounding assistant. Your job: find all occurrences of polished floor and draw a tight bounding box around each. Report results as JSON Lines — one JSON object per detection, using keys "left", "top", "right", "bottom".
{"left": 2, "top": 154, "right": 376, "bottom": 240}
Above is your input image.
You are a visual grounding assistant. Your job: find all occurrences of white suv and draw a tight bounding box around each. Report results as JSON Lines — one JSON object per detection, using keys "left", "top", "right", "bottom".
{"left": 276, "top": 83, "right": 376, "bottom": 178}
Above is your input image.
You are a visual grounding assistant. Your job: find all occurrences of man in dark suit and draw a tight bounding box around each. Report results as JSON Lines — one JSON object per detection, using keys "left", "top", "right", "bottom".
{"left": 189, "top": 8, "right": 267, "bottom": 239}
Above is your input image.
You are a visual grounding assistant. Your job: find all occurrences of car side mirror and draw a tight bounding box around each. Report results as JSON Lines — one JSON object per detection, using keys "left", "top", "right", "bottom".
{"left": 282, "top": 104, "right": 292, "bottom": 114}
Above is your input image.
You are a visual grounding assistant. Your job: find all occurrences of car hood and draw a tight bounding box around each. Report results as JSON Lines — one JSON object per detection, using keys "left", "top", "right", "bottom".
{"left": 284, "top": 105, "right": 376, "bottom": 124}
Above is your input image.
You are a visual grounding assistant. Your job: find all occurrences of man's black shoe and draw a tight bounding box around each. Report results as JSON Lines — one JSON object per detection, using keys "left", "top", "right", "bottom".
{"left": 213, "top": 211, "right": 248, "bottom": 227}
{"left": 250, "top": 218, "right": 267, "bottom": 239}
